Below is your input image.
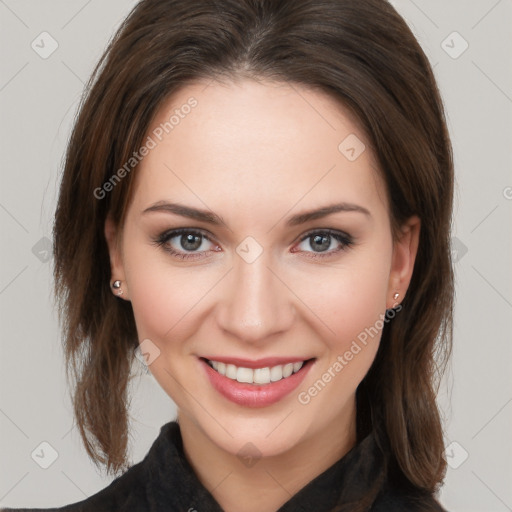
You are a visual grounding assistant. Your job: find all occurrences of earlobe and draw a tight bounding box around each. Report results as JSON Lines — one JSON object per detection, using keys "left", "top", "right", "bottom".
{"left": 387, "top": 215, "right": 421, "bottom": 309}
{"left": 104, "top": 214, "right": 129, "bottom": 300}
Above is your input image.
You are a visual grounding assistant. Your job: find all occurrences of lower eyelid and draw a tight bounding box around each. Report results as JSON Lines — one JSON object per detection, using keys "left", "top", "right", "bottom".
{"left": 154, "top": 229, "right": 353, "bottom": 258}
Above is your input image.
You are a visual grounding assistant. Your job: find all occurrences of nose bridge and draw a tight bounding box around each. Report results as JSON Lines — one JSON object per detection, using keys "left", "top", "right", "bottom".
{"left": 216, "top": 248, "right": 293, "bottom": 342}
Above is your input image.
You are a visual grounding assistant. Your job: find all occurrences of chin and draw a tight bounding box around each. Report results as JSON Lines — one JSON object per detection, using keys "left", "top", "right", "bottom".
{"left": 202, "top": 413, "right": 315, "bottom": 459}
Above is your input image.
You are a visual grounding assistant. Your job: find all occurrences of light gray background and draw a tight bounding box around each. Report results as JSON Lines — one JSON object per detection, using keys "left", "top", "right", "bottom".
{"left": 1, "top": 1, "right": 511, "bottom": 510}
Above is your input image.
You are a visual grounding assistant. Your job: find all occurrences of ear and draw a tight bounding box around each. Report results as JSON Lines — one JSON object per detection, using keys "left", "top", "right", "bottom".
{"left": 386, "top": 215, "right": 421, "bottom": 309}
{"left": 104, "top": 214, "right": 130, "bottom": 300}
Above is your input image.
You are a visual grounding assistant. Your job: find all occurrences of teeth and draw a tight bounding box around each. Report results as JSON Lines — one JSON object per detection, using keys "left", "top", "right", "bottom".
{"left": 270, "top": 365, "right": 283, "bottom": 382}
{"left": 236, "top": 367, "right": 253, "bottom": 383}
{"left": 226, "top": 364, "right": 237, "bottom": 379}
{"left": 253, "top": 367, "right": 270, "bottom": 384}
{"left": 282, "top": 363, "right": 294, "bottom": 378}
{"left": 207, "top": 359, "right": 305, "bottom": 385}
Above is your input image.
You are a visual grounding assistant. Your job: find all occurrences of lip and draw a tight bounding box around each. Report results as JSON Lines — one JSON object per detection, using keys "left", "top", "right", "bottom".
{"left": 199, "top": 356, "right": 315, "bottom": 408}
{"left": 200, "top": 355, "right": 310, "bottom": 369}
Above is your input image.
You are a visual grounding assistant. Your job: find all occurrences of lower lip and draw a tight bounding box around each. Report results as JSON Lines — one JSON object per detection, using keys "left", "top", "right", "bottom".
{"left": 200, "top": 358, "right": 315, "bottom": 408}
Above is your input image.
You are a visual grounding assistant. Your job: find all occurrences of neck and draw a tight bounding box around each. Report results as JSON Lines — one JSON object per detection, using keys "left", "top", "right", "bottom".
{"left": 178, "top": 399, "right": 357, "bottom": 512}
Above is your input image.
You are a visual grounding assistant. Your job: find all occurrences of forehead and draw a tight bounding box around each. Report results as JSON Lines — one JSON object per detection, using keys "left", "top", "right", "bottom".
{"left": 130, "top": 79, "right": 388, "bottom": 223}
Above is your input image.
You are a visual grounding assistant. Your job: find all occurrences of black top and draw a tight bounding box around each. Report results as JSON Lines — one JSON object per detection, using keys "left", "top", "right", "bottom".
{"left": 2, "top": 420, "right": 448, "bottom": 512}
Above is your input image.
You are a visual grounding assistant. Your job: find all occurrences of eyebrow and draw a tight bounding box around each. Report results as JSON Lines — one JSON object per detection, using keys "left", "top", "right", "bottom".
{"left": 142, "top": 201, "right": 371, "bottom": 227}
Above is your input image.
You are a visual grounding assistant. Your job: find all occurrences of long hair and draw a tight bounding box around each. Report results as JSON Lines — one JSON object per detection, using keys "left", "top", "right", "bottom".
{"left": 53, "top": 0, "right": 454, "bottom": 507}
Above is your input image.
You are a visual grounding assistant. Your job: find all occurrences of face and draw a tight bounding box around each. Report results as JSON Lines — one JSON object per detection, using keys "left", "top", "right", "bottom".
{"left": 105, "top": 79, "right": 419, "bottom": 459}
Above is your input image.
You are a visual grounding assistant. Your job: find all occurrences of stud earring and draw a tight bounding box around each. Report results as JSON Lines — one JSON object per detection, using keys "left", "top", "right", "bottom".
{"left": 393, "top": 292, "right": 399, "bottom": 300}
{"left": 112, "top": 280, "right": 123, "bottom": 296}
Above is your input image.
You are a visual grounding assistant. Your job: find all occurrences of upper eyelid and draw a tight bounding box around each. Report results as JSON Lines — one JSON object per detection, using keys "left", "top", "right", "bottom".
{"left": 157, "top": 227, "right": 352, "bottom": 248}
{"left": 297, "top": 227, "right": 352, "bottom": 240}
{"left": 156, "top": 227, "right": 215, "bottom": 242}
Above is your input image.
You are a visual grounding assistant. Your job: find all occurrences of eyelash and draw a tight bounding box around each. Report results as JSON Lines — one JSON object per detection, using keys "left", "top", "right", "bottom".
{"left": 151, "top": 228, "right": 354, "bottom": 261}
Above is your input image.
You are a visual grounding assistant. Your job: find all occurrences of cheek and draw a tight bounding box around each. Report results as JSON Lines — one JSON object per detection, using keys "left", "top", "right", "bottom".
{"left": 293, "top": 264, "right": 389, "bottom": 411}
{"left": 290, "top": 245, "right": 392, "bottom": 403}
{"left": 336, "top": 270, "right": 388, "bottom": 344}
{"left": 297, "top": 260, "right": 390, "bottom": 348}
{"left": 122, "top": 240, "right": 211, "bottom": 343}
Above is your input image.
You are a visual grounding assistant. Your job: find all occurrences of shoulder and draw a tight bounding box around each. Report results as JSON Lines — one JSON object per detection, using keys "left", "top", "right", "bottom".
{"left": 371, "top": 484, "right": 448, "bottom": 512}
{"left": 1, "top": 458, "right": 148, "bottom": 512}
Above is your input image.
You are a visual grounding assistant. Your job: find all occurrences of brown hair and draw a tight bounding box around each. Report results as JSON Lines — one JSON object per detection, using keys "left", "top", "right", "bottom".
{"left": 53, "top": 0, "right": 454, "bottom": 507}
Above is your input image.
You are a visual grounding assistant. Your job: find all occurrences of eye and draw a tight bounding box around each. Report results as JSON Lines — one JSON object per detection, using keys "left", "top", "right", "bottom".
{"left": 152, "top": 227, "right": 354, "bottom": 261}
{"left": 152, "top": 228, "right": 219, "bottom": 260}
{"left": 293, "top": 229, "right": 354, "bottom": 258}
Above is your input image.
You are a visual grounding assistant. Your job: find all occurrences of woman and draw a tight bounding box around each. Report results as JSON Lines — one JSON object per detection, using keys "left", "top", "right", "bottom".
{"left": 2, "top": 0, "right": 454, "bottom": 510}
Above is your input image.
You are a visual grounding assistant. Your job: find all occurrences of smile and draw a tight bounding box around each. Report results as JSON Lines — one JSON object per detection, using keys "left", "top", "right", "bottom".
{"left": 206, "top": 359, "right": 305, "bottom": 385}
{"left": 199, "top": 356, "right": 316, "bottom": 408}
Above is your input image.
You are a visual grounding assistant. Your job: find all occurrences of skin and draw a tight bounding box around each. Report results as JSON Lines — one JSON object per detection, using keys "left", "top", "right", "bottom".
{"left": 105, "top": 79, "right": 420, "bottom": 512}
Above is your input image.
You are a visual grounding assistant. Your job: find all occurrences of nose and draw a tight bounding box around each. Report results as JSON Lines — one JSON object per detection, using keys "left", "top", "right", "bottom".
{"left": 215, "top": 249, "right": 295, "bottom": 344}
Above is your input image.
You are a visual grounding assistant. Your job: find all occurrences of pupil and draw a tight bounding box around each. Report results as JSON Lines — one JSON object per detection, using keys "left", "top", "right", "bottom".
{"left": 312, "top": 234, "right": 330, "bottom": 252}
{"left": 181, "top": 233, "right": 202, "bottom": 251}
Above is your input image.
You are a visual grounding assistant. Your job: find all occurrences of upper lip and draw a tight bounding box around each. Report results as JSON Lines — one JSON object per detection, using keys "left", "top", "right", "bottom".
{"left": 200, "top": 356, "right": 314, "bottom": 369}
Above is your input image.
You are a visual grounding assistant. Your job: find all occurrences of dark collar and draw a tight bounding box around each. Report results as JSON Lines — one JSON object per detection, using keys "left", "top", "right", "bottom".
{"left": 144, "top": 421, "right": 385, "bottom": 512}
